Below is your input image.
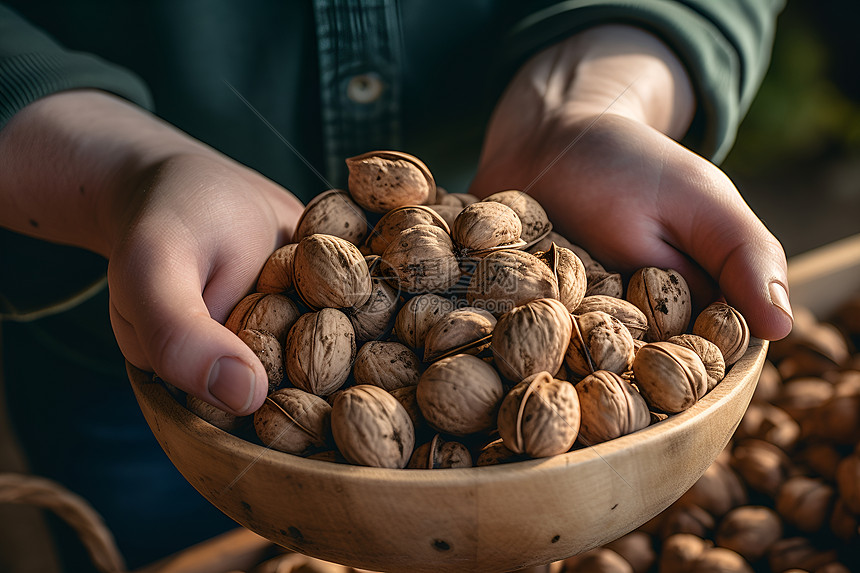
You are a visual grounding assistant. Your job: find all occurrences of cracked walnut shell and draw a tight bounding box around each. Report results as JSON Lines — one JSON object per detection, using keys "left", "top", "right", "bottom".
{"left": 632, "top": 341, "right": 708, "bottom": 413}
{"left": 331, "top": 384, "right": 415, "bottom": 468}
{"left": 345, "top": 150, "right": 435, "bottom": 213}
{"left": 497, "top": 371, "right": 580, "bottom": 458}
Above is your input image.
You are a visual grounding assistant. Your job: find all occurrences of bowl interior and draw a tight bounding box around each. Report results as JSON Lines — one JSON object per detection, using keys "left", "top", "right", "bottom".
{"left": 129, "top": 338, "right": 767, "bottom": 573}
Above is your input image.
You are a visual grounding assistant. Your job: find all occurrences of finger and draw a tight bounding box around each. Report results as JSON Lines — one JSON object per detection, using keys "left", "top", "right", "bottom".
{"left": 661, "top": 168, "right": 793, "bottom": 341}
{"left": 109, "top": 260, "right": 268, "bottom": 415}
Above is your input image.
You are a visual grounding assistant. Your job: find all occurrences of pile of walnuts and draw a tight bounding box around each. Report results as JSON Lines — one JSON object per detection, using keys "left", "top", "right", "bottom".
{"left": 182, "top": 150, "right": 751, "bottom": 470}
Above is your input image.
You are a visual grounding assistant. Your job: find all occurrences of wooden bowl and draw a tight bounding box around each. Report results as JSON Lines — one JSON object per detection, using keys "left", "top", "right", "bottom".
{"left": 129, "top": 336, "right": 766, "bottom": 573}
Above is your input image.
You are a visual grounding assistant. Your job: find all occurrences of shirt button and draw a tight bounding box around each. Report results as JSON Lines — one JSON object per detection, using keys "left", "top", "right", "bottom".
{"left": 346, "top": 73, "right": 385, "bottom": 104}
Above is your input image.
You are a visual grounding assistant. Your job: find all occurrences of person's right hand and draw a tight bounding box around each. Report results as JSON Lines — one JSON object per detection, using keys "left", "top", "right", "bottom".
{"left": 0, "top": 91, "right": 304, "bottom": 414}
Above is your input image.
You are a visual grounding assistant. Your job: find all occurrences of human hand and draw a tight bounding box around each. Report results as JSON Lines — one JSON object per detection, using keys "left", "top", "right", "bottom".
{"left": 470, "top": 25, "right": 792, "bottom": 341}
{"left": 0, "top": 91, "right": 304, "bottom": 414}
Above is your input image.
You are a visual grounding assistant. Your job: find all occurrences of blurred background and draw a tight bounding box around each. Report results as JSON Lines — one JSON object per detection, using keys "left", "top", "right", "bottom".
{"left": 723, "top": 0, "right": 860, "bottom": 259}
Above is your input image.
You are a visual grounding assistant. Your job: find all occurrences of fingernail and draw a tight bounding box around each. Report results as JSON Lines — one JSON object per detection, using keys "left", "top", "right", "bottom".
{"left": 208, "top": 356, "right": 256, "bottom": 413}
{"left": 768, "top": 281, "right": 793, "bottom": 323}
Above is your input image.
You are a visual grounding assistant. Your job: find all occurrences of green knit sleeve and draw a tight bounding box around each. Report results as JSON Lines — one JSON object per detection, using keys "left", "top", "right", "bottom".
{"left": 0, "top": 3, "right": 153, "bottom": 130}
{"left": 500, "top": 0, "right": 785, "bottom": 164}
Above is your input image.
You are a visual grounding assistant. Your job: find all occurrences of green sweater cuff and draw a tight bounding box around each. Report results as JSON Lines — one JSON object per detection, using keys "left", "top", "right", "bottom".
{"left": 0, "top": 5, "right": 153, "bottom": 130}
{"left": 503, "top": 0, "right": 784, "bottom": 164}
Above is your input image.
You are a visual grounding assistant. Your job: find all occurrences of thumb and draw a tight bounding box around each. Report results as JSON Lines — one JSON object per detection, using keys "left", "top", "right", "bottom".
{"left": 109, "top": 268, "right": 268, "bottom": 416}
{"left": 665, "top": 190, "right": 793, "bottom": 341}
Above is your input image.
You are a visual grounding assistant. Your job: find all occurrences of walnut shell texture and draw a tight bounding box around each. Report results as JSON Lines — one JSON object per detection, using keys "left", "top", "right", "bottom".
{"left": 353, "top": 341, "right": 421, "bottom": 391}
{"left": 632, "top": 341, "right": 708, "bottom": 413}
{"left": 626, "top": 267, "right": 692, "bottom": 342}
{"left": 253, "top": 388, "right": 332, "bottom": 455}
{"left": 331, "top": 385, "right": 415, "bottom": 468}
{"left": 225, "top": 292, "right": 301, "bottom": 347}
{"left": 576, "top": 370, "right": 650, "bottom": 445}
{"left": 668, "top": 334, "right": 726, "bottom": 391}
{"left": 284, "top": 308, "right": 356, "bottom": 396}
{"left": 348, "top": 277, "right": 400, "bottom": 342}
{"left": 366, "top": 205, "right": 450, "bottom": 255}
{"left": 416, "top": 353, "right": 504, "bottom": 435}
{"left": 491, "top": 298, "right": 572, "bottom": 381}
{"left": 345, "top": 150, "right": 435, "bottom": 213}
{"left": 534, "top": 244, "right": 588, "bottom": 313}
{"left": 293, "top": 189, "right": 368, "bottom": 245}
{"left": 423, "top": 307, "right": 496, "bottom": 362}
{"left": 575, "top": 295, "right": 649, "bottom": 340}
{"left": 692, "top": 302, "right": 751, "bottom": 366}
{"left": 380, "top": 224, "right": 461, "bottom": 294}
{"left": 496, "top": 371, "right": 580, "bottom": 458}
{"left": 452, "top": 201, "right": 524, "bottom": 255}
{"left": 256, "top": 243, "right": 298, "bottom": 293}
{"left": 467, "top": 249, "right": 560, "bottom": 316}
{"left": 482, "top": 190, "right": 552, "bottom": 247}
{"left": 407, "top": 434, "right": 473, "bottom": 469}
{"left": 186, "top": 395, "right": 248, "bottom": 432}
{"left": 237, "top": 328, "right": 284, "bottom": 392}
{"left": 293, "top": 234, "right": 372, "bottom": 310}
{"left": 566, "top": 311, "right": 636, "bottom": 379}
{"left": 393, "top": 293, "right": 456, "bottom": 350}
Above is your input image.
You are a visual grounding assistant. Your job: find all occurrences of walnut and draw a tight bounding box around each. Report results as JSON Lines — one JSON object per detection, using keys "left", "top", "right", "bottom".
{"left": 475, "top": 438, "right": 526, "bottom": 466}
{"left": 528, "top": 231, "right": 606, "bottom": 275}
{"left": 293, "top": 188, "right": 368, "bottom": 245}
{"left": 658, "top": 534, "right": 710, "bottom": 573}
{"left": 602, "top": 531, "right": 655, "bottom": 573}
{"left": 393, "top": 293, "right": 456, "bottom": 350}
{"left": 575, "top": 295, "right": 648, "bottom": 340}
{"left": 491, "top": 298, "right": 572, "bottom": 382}
{"left": 481, "top": 190, "right": 552, "bottom": 248}
{"left": 466, "top": 249, "right": 560, "bottom": 316}
{"left": 626, "top": 267, "right": 691, "bottom": 341}
{"left": 566, "top": 311, "right": 636, "bottom": 379}
{"left": 186, "top": 395, "right": 248, "bottom": 432}
{"left": 365, "top": 204, "right": 450, "bottom": 255}
{"left": 804, "top": 375, "right": 860, "bottom": 444}
{"left": 425, "top": 203, "right": 462, "bottom": 229}
{"left": 438, "top": 192, "right": 478, "bottom": 208}
{"left": 632, "top": 341, "right": 708, "bottom": 413}
{"left": 689, "top": 547, "right": 753, "bottom": 573}
{"left": 348, "top": 277, "right": 400, "bottom": 342}
{"left": 767, "top": 537, "right": 839, "bottom": 573}
{"left": 416, "top": 353, "right": 504, "bottom": 435}
{"left": 423, "top": 307, "right": 496, "bottom": 362}
{"left": 293, "top": 234, "right": 372, "bottom": 310}
{"left": 734, "top": 402, "right": 799, "bottom": 451}
{"left": 692, "top": 302, "right": 751, "bottom": 366}
{"left": 389, "top": 385, "right": 430, "bottom": 441}
{"left": 352, "top": 341, "right": 421, "bottom": 391}
{"left": 256, "top": 243, "right": 298, "bottom": 293}
{"left": 668, "top": 334, "right": 726, "bottom": 391}
{"left": 237, "top": 328, "right": 284, "bottom": 392}
{"left": 380, "top": 224, "right": 461, "bottom": 294}
{"left": 345, "top": 150, "right": 435, "bottom": 213}
{"left": 496, "top": 371, "right": 580, "bottom": 458}
{"left": 677, "top": 460, "right": 747, "bottom": 518}
{"left": 284, "top": 308, "right": 356, "bottom": 396}
{"left": 730, "top": 439, "right": 790, "bottom": 498}
{"left": 576, "top": 370, "right": 650, "bottom": 445}
{"left": 253, "top": 388, "right": 332, "bottom": 455}
{"left": 585, "top": 270, "right": 624, "bottom": 298}
{"left": 715, "top": 506, "right": 782, "bottom": 562}
{"left": 330, "top": 385, "right": 415, "bottom": 468}
{"left": 659, "top": 504, "right": 715, "bottom": 540}
{"left": 225, "top": 292, "right": 301, "bottom": 347}
{"left": 835, "top": 451, "right": 860, "bottom": 514}
{"left": 452, "top": 200, "right": 525, "bottom": 256}
{"left": 407, "top": 434, "right": 473, "bottom": 469}
{"left": 775, "top": 476, "right": 835, "bottom": 533}
{"left": 534, "top": 244, "right": 588, "bottom": 313}
{"left": 560, "top": 548, "right": 633, "bottom": 573}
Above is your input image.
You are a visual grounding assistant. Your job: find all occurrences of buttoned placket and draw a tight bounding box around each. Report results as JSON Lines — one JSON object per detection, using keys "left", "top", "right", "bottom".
{"left": 313, "top": 0, "right": 403, "bottom": 188}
